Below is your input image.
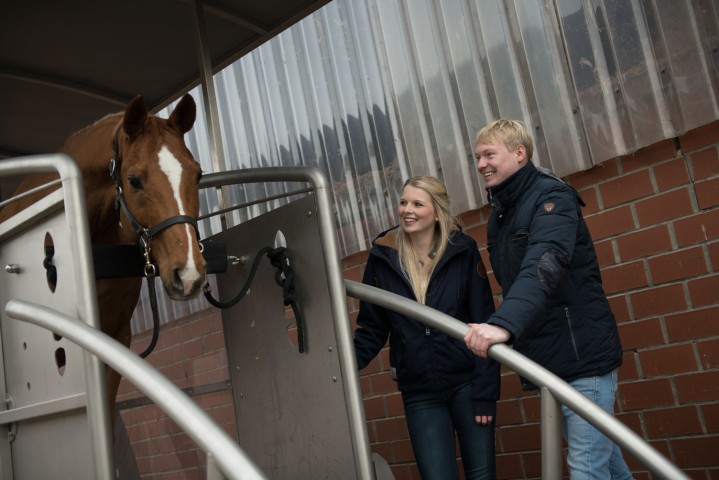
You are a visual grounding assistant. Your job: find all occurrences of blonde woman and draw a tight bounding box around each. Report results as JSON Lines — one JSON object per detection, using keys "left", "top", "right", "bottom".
{"left": 354, "top": 176, "right": 499, "bottom": 480}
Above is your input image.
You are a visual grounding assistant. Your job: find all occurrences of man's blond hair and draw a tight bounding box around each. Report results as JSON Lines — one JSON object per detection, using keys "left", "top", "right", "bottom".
{"left": 475, "top": 119, "right": 534, "bottom": 161}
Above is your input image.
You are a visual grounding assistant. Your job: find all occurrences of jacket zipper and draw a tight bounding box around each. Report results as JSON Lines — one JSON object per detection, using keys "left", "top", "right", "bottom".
{"left": 564, "top": 306, "right": 580, "bottom": 360}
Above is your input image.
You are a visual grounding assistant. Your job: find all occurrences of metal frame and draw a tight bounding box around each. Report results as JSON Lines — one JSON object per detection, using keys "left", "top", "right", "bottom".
{"left": 0, "top": 154, "right": 113, "bottom": 479}
{"left": 344, "top": 280, "right": 691, "bottom": 480}
{"left": 5, "top": 300, "right": 266, "bottom": 480}
{"left": 200, "top": 166, "right": 375, "bottom": 480}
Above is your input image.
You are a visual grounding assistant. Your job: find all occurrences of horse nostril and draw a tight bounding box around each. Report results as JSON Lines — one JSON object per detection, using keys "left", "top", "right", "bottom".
{"left": 173, "top": 267, "right": 183, "bottom": 288}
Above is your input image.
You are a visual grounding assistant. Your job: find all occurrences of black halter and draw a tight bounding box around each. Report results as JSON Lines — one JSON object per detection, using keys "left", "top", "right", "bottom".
{"left": 109, "top": 126, "right": 202, "bottom": 274}
{"left": 108, "top": 126, "right": 203, "bottom": 359}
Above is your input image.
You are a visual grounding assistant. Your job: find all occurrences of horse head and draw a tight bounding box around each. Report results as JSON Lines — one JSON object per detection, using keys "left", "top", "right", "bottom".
{"left": 112, "top": 94, "right": 206, "bottom": 300}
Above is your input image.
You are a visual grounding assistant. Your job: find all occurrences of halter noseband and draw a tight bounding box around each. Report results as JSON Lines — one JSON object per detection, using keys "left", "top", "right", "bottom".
{"left": 109, "top": 126, "right": 202, "bottom": 275}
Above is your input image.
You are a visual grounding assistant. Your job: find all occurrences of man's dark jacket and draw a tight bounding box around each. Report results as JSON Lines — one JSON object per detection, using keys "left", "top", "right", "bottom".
{"left": 354, "top": 227, "right": 500, "bottom": 417}
{"left": 486, "top": 161, "right": 622, "bottom": 390}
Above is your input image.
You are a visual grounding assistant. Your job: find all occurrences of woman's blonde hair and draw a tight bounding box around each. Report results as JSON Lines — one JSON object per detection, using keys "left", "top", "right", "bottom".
{"left": 396, "top": 176, "right": 460, "bottom": 304}
{"left": 475, "top": 119, "right": 534, "bottom": 161}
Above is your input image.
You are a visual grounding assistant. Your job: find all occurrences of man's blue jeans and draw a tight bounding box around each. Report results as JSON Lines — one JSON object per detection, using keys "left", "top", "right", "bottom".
{"left": 402, "top": 380, "right": 496, "bottom": 480}
{"left": 562, "top": 370, "right": 633, "bottom": 479}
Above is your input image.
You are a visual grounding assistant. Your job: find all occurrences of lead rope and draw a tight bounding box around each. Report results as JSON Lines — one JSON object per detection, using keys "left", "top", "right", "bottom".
{"left": 203, "top": 246, "right": 307, "bottom": 353}
{"left": 139, "top": 241, "right": 160, "bottom": 359}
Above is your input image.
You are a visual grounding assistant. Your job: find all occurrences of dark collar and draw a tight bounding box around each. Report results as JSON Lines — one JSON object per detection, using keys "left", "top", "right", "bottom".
{"left": 487, "top": 161, "right": 539, "bottom": 212}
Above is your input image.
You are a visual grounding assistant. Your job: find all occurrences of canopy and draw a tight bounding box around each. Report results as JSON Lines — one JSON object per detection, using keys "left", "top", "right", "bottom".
{"left": 0, "top": 0, "right": 331, "bottom": 160}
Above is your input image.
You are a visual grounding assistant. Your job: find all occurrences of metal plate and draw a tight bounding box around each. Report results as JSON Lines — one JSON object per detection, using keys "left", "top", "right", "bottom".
{"left": 0, "top": 202, "right": 93, "bottom": 478}
{"left": 209, "top": 195, "right": 360, "bottom": 479}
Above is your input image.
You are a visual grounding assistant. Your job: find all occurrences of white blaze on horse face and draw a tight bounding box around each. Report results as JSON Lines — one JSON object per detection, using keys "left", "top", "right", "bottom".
{"left": 158, "top": 146, "right": 202, "bottom": 294}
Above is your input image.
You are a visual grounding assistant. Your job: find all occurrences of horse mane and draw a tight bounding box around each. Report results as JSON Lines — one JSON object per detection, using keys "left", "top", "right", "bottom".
{"left": 64, "top": 112, "right": 123, "bottom": 145}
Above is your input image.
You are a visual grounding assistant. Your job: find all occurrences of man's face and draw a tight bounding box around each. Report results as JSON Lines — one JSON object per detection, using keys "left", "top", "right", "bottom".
{"left": 474, "top": 140, "right": 526, "bottom": 189}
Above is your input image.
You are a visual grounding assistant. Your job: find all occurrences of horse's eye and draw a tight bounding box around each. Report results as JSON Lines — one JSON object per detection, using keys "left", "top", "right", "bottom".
{"left": 128, "top": 176, "right": 143, "bottom": 190}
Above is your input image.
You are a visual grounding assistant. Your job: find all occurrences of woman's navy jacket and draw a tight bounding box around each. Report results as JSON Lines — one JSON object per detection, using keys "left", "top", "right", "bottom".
{"left": 486, "top": 161, "right": 623, "bottom": 390}
{"left": 353, "top": 227, "right": 500, "bottom": 417}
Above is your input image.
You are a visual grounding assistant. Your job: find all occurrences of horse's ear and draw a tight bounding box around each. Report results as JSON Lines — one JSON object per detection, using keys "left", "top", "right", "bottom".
{"left": 123, "top": 95, "right": 149, "bottom": 139}
{"left": 167, "top": 94, "right": 196, "bottom": 134}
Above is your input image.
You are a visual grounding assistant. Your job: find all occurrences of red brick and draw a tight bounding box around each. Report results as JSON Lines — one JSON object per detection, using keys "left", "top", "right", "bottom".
{"left": 688, "top": 274, "right": 719, "bottom": 307}
{"left": 638, "top": 343, "right": 697, "bottom": 377}
{"left": 675, "top": 371, "right": 719, "bottom": 403}
{"left": 696, "top": 177, "right": 719, "bottom": 209}
{"left": 391, "top": 439, "right": 414, "bottom": 463}
{"left": 654, "top": 156, "right": 691, "bottom": 191}
{"left": 614, "top": 411, "right": 643, "bottom": 436}
{"left": 646, "top": 406, "right": 702, "bottom": 438}
{"left": 616, "top": 224, "right": 673, "bottom": 261}
{"left": 497, "top": 399, "right": 524, "bottom": 426}
{"left": 374, "top": 417, "right": 409, "bottom": 442}
{"left": 498, "top": 423, "right": 541, "bottom": 452}
{"left": 496, "top": 453, "right": 526, "bottom": 478}
{"left": 665, "top": 306, "right": 719, "bottom": 341}
{"left": 585, "top": 205, "right": 636, "bottom": 241}
{"left": 600, "top": 170, "right": 655, "bottom": 208}
{"left": 674, "top": 209, "right": 719, "bottom": 247}
{"left": 630, "top": 284, "right": 688, "bottom": 319}
{"left": 595, "top": 239, "right": 617, "bottom": 267}
{"left": 521, "top": 451, "right": 549, "bottom": 479}
{"left": 467, "top": 223, "right": 489, "bottom": 247}
{"left": 698, "top": 338, "right": 719, "bottom": 369}
{"left": 618, "top": 318, "right": 665, "bottom": 350}
{"left": 710, "top": 242, "right": 719, "bottom": 270}
{"left": 608, "top": 294, "right": 631, "bottom": 322}
{"left": 671, "top": 434, "right": 719, "bottom": 468}
{"left": 566, "top": 160, "right": 620, "bottom": 190}
{"left": 579, "top": 186, "right": 600, "bottom": 214}
{"left": 635, "top": 187, "right": 695, "bottom": 227}
{"left": 459, "top": 208, "right": 484, "bottom": 228}
{"left": 522, "top": 395, "right": 542, "bottom": 423}
{"left": 369, "top": 372, "right": 398, "bottom": 395}
{"left": 500, "top": 372, "right": 528, "bottom": 399}
{"left": 618, "top": 378, "right": 675, "bottom": 410}
{"left": 679, "top": 120, "right": 719, "bottom": 151}
{"left": 601, "top": 261, "right": 649, "bottom": 294}
{"left": 702, "top": 403, "right": 719, "bottom": 433}
{"left": 691, "top": 146, "right": 719, "bottom": 180}
{"left": 623, "top": 139, "right": 678, "bottom": 171}
{"left": 618, "top": 351, "right": 640, "bottom": 381}
{"left": 342, "top": 249, "right": 369, "bottom": 270}
{"left": 648, "top": 246, "right": 708, "bottom": 284}
{"left": 385, "top": 392, "right": 404, "bottom": 417}
{"left": 363, "top": 396, "right": 385, "bottom": 420}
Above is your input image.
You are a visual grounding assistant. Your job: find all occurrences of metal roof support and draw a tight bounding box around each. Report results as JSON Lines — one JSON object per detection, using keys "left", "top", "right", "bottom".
{"left": 192, "top": 0, "right": 229, "bottom": 229}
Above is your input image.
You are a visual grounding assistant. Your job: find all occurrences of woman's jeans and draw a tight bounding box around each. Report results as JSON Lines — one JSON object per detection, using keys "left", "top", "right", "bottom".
{"left": 402, "top": 380, "right": 496, "bottom": 480}
{"left": 562, "top": 370, "right": 633, "bottom": 480}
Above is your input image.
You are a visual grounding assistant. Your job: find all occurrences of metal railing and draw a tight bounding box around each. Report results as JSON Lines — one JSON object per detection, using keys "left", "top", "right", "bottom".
{"left": 344, "top": 280, "right": 690, "bottom": 480}
{"left": 5, "top": 299, "right": 267, "bottom": 480}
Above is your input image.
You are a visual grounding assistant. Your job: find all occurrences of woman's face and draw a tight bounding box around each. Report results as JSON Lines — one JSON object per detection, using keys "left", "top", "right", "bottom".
{"left": 398, "top": 185, "right": 436, "bottom": 236}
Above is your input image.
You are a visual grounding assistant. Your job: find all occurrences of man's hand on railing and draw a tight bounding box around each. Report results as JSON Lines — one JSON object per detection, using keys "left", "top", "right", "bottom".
{"left": 464, "top": 323, "right": 511, "bottom": 358}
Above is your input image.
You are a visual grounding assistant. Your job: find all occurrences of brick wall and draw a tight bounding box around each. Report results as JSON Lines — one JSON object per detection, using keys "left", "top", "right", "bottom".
{"left": 350, "top": 121, "right": 719, "bottom": 480}
{"left": 117, "top": 120, "right": 719, "bottom": 479}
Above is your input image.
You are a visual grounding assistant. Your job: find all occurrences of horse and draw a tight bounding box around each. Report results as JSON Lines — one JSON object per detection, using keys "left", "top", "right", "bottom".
{"left": 0, "top": 94, "right": 207, "bottom": 421}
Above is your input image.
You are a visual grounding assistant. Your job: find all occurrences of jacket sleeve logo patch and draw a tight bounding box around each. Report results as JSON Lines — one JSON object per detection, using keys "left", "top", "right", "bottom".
{"left": 543, "top": 202, "right": 555, "bottom": 213}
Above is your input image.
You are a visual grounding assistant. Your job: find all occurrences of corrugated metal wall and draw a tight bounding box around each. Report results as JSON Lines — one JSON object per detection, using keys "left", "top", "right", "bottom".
{"left": 133, "top": 0, "right": 719, "bottom": 330}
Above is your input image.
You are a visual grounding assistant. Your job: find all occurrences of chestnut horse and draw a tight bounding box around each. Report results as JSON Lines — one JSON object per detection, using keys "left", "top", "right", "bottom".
{"left": 0, "top": 94, "right": 207, "bottom": 419}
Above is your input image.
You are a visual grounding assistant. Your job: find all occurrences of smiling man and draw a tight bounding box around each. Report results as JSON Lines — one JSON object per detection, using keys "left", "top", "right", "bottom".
{"left": 465, "top": 119, "right": 633, "bottom": 480}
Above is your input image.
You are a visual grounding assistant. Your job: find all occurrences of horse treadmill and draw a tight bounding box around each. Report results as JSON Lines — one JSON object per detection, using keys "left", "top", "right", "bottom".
{"left": 0, "top": 160, "right": 392, "bottom": 479}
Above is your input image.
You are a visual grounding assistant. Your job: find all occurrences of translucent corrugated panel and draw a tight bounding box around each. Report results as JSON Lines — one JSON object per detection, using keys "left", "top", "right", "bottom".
{"left": 132, "top": 0, "right": 719, "bottom": 331}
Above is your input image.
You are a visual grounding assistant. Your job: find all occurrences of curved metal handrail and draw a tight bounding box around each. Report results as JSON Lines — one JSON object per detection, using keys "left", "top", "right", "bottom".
{"left": 5, "top": 299, "right": 267, "bottom": 480}
{"left": 345, "top": 280, "right": 689, "bottom": 480}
